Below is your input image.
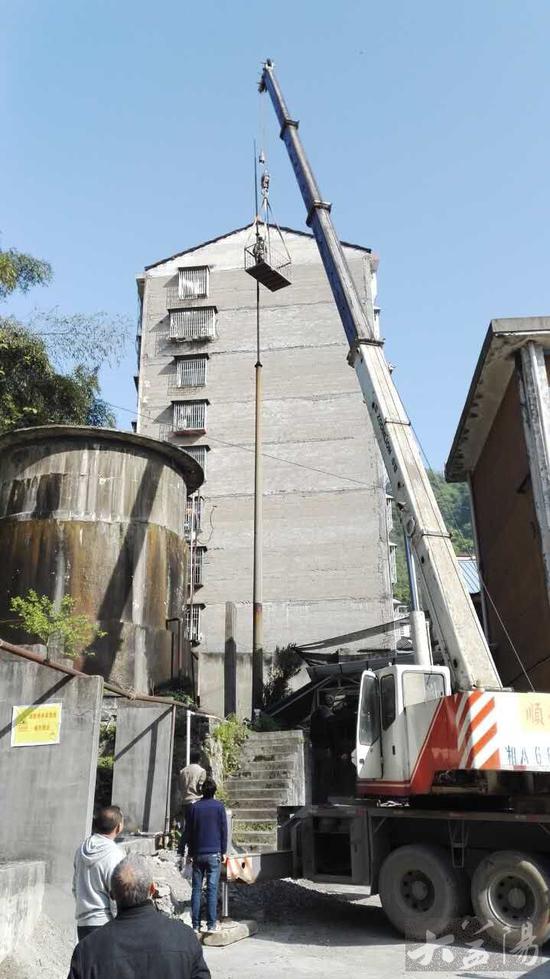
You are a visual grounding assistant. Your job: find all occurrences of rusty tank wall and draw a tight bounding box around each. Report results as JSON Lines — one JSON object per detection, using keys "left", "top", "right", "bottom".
{"left": 0, "top": 426, "right": 203, "bottom": 690}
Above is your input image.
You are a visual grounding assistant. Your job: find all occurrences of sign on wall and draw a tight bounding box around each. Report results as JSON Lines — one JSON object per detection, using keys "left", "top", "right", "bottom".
{"left": 11, "top": 703, "right": 62, "bottom": 747}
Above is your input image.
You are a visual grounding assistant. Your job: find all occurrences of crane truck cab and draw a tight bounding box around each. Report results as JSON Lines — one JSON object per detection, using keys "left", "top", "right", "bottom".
{"left": 356, "top": 663, "right": 452, "bottom": 793}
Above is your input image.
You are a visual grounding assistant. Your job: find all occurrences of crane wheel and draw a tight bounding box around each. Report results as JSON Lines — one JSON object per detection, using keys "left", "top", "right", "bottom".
{"left": 378, "top": 843, "right": 469, "bottom": 941}
{"left": 471, "top": 850, "right": 550, "bottom": 949}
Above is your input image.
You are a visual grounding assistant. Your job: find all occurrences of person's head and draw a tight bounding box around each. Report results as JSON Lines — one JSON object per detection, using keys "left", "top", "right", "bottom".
{"left": 110, "top": 856, "right": 155, "bottom": 910}
{"left": 201, "top": 775, "right": 217, "bottom": 799}
{"left": 190, "top": 749, "right": 202, "bottom": 765}
{"left": 93, "top": 805, "right": 124, "bottom": 838}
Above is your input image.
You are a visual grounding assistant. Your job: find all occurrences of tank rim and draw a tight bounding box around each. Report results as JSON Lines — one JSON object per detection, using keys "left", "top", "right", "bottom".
{"left": 0, "top": 425, "right": 204, "bottom": 494}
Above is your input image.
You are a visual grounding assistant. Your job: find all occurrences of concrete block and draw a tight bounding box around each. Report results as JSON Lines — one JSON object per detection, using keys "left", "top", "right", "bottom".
{"left": 0, "top": 860, "right": 45, "bottom": 964}
{"left": 112, "top": 701, "right": 175, "bottom": 833}
{"left": 201, "top": 918, "right": 258, "bottom": 946}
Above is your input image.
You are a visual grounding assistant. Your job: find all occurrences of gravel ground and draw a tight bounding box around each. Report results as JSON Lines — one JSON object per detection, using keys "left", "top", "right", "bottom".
{"left": 3, "top": 853, "right": 550, "bottom": 979}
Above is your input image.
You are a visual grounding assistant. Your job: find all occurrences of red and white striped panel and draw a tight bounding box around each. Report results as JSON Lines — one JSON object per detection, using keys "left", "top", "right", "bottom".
{"left": 455, "top": 691, "right": 500, "bottom": 770}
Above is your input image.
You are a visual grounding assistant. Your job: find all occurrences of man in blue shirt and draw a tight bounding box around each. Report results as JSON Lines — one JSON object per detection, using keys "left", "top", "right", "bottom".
{"left": 183, "top": 776, "right": 227, "bottom": 934}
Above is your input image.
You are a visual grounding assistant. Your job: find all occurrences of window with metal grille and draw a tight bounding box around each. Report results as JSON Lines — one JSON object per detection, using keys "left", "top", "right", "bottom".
{"left": 169, "top": 307, "right": 216, "bottom": 341}
{"left": 386, "top": 494, "right": 394, "bottom": 533}
{"left": 389, "top": 542, "right": 397, "bottom": 585}
{"left": 179, "top": 267, "right": 208, "bottom": 299}
{"left": 185, "top": 604, "right": 202, "bottom": 644}
{"left": 183, "top": 445, "right": 208, "bottom": 475}
{"left": 176, "top": 356, "right": 207, "bottom": 388}
{"left": 187, "top": 546, "right": 206, "bottom": 589}
{"left": 173, "top": 401, "right": 207, "bottom": 433}
{"left": 184, "top": 495, "right": 204, "bottom": 539}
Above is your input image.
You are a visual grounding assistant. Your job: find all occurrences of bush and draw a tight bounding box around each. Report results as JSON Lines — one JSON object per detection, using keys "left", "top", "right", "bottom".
{"left": 262, "top": 644, "right": 302, "bottom": 711}
{"left": 211, "top": 715, "right": 248, "bottom": 778}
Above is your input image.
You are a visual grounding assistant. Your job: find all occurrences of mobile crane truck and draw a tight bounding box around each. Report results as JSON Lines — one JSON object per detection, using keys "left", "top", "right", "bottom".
{"left": 227, "top": 61, "right": 550, "bottom": 950}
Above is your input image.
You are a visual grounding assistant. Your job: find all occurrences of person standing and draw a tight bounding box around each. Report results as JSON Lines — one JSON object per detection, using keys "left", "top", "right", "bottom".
{"left": 179, "top": 750, "right": 207, "bottom": 830}
{"left": 184, "top": 777, "right": 227, "bottom": 934}
{"left": 72, "top": 805, "right": 125, "bottom": 941}
{"left": 66, "top": 855, "right": 210, "bottom": 978}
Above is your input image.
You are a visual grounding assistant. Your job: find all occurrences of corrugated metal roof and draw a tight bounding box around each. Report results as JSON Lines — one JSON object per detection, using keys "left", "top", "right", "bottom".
{"left": 458, "top": 556, "right": 480, "bottom": 594}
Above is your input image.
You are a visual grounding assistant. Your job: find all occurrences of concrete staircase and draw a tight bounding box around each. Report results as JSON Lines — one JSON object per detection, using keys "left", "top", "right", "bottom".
{"left": 226, "top": 730, "right": 306, "bottom": 852}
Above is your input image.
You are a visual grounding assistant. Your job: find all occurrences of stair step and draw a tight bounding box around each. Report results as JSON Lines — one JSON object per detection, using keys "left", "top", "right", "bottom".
{"left": 226, "top": 778, "right": 290, "bottom": 791}
{"left": 232, "top": 828, "right": 278, "bottom": 843}
{"left": 231, "top": 810, "right": 277, "bottom": 821}
{"left": 239, "top": 752, "right": 297, "bottom": 764}
{"left": 237, "top": 761, "right": 294, "bottom": 775}
{"left": 227, "top": 795, "right": 281, "bottom": 807}
{"left": 246, "top": 731, "right": 304, "bottom": 741}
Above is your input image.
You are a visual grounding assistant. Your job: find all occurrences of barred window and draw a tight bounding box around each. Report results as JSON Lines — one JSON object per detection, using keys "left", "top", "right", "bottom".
{"left": 389, "top": 542, "right": 397, "bottom": 585}
{"left": 183, "top": 445, "right": 208, "bottom": 476}
{"left": 176, "top": 356, "right": 207, "bottom": 388}
{"left": 173, "top": 401, "right": 207, "bottom": 433}
{"left": 185, "top": 604, "right": 202, "bottom": 644}
{"left": 187, "top": 546, "right": 206, "bottom": 588}
{"left": 169, "top": 307, "right": 217, "bottom": 341}
{"left": 185, "top": 495, "right": 204, "bottom": 538}
{"left": 179, "top": 266, "right": 208, "bottom": 299}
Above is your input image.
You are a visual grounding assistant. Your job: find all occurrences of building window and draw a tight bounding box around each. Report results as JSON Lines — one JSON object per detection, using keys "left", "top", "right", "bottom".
{"left": 188, "top": 546, "right": 206, "bottom": 589}
{"left": 176, "top": 355, "right": 207, "bottom": 388}
{"left": 183, "top": 445, "right": 208, "bottom": 477}
{"left": 173, "top": 401, "right": 207, "bottom": 434}
{"left": 185, "top": 604, "right": 202, "bottom": 645}
{"left": 389, "top": 542, "right": 397, "bottom": 585}
{"left": 169, "top": 307, "right": 217, "bottom": 342}
{"left": 179, "top": 266, "right": 209, "bottom": 299}
{"left": 185, "top": 495, "right": 204, "bottom": 539}
{"left": 386, "top": 494, "right": 394, "bottom": 534}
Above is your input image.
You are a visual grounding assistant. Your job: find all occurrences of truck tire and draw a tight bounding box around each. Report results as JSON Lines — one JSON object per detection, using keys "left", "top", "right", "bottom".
{"left": 471, "top": 850, "right": 550, "bottom": 948}
{"left": 379, "top": 844, "right": 468, "bottom": 941}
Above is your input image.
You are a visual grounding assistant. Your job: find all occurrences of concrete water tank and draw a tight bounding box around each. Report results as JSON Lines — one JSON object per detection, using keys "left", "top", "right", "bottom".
{"left": 0, "top": 426, "right": 203, "bottom": 690}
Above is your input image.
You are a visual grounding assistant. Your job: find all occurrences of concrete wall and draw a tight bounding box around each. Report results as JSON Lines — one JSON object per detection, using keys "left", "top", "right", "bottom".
{"left": 0, "top": 427, "right": 200, "bottom": 691}
{"left": 471, "top": 373, "right": 550, "bottom": 689}
{"left": 137, "top": 226, "right": 395, "bottom": 715}
{"left": 0, "top": 651, "right": 102, "bottom": 890}
{"left": 0, "top": 861, "right": 45, "bottom": 964}
{"left": 112, "top": 701, "right": 175, "bottom": 833}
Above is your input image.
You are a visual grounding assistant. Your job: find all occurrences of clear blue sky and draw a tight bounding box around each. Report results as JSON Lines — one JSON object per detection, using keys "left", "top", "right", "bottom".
{"left": 3, "top": 1, "right": 550, "bottom": 468}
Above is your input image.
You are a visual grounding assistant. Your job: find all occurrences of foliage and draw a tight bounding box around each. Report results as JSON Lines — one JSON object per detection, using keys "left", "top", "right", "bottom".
{"left": 152, "top": 676, "right": 196, "bottom": 707}
{"left": 0, "top": 238, "right": 128, "bottom": 433}
{"left": 0, "top": 320, "right": 115, "bottom": 433}
{"left": 211, "top": 714, "right": 249, "bottom": 778}
{"left": 390, "top": 471, "right": 474, "bottom": 605}
{"left": 10, "top": 588, "right": 105, "bottom": 660}
{"left": 0, "top": 248, "right": 52, "bottom": 300}
{"left": 251, "top": 712, "right": 281, "bottom": 732}
{"left": 95, "top": 755, "right": 114, "bottom": 809}
{"left": 28, "top": 307, "right": 130, "bottom": 371}
{"left": 261, "top": 644, "right": 302, "bottom": 711}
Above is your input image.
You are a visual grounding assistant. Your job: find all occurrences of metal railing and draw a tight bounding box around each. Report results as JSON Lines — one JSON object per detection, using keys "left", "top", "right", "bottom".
{"left": 173, "top": 401, "right": 207, "bottom": 433}
{"left": 169, "top": 308, "right": 217, "bottom": 341}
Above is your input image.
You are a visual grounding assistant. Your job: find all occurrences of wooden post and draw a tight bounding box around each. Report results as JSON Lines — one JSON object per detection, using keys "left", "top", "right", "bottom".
{"left": 224, "top": 602, "right": 237, "bottom": 717}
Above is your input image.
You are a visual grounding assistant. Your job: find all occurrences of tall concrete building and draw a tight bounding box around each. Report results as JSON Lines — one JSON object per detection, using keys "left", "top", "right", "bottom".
{"left": 136, "top": 224, "right": 395, "bottom": 714}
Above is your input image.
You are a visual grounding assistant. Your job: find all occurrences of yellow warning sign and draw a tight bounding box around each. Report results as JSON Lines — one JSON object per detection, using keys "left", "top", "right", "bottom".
{"left": 11, "top": 703, "right": 62, "bottom": 746}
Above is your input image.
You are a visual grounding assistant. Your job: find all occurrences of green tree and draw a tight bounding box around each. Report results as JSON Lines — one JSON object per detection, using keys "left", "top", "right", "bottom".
{"left": 0, "top": 321, "right": 115, "bottom": 432}
{"left": 0, "top": 239, "right": 128, "bottom": 431}
{"left": 10, "top": 589, "right": 105, "bottom": 660}
{"left": 0, "top": 248, "right": 52, "bottom": 300}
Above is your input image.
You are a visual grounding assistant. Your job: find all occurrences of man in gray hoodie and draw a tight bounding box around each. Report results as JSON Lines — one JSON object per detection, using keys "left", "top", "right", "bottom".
{"left": 72, "top": 805, "right": 125, "bottom": 940}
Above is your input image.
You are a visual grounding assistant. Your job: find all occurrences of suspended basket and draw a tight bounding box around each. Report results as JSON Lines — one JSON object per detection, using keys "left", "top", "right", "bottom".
{"left": 244, "top": 221, "right": 292, "bottom": 293}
